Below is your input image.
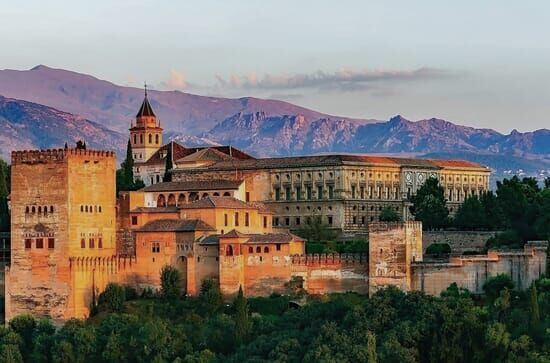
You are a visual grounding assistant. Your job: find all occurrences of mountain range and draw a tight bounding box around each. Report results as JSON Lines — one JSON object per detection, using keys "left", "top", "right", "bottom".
{"left": 0, "top": 65, "right": 548, "bottom": 183}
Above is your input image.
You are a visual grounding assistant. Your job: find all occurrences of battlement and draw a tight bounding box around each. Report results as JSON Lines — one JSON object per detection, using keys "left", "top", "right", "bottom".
{"left": 11, "top": 148, "right": 115, "bottom": 165}
{"left": 291, "top": 253, "right": 368, "bottom": 266}
{"left": 368, "top": 221, "right": 422, "bottom": 233}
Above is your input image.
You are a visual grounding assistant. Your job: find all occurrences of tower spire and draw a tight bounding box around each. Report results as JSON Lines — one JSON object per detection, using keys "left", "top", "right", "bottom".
{"left": 144, "top": 81, "right": 148, "bottom": 98}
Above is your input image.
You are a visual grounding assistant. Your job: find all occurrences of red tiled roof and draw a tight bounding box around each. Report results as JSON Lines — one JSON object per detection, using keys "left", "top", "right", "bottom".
{"left": 428, "top": 159, "right": 488, "bottom": 169}
{"left": 139, "top": 141, "right": 187, "bottom": 166}
{"left": 180, "top": 196, "right": 272, "bottom": 213}
{"left": 136, "top": 219, "right": 215, "bottom": 232}
{"left": 141, "top": 180, "right": 243, "bottom": 193}
{"left": 130, "top": 206, "right": 179, "bottom": 213}
{"left": 218, "top": 231, "right": 302, "bottom": 244}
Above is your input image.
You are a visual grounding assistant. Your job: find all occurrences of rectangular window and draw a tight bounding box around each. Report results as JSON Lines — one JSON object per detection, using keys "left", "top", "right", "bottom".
{"left": 317, "top": 186, "right": 323, "bottom": 200}
{"left": 131, "top": 216, "right": 138, "bottom": 225}
{"left": 48, "top": 238, "right": 55, "bottom": 249}
{"left": 245, "top": 213, "right": 249, "bottom": 227}
{"left": 224, "top": 214, "right": 228, "bottom": 226}
{"left": 276, "top": 244, "right": 281, "bottom": 251}
{"left": 361, "top": 216, "right": 366, "bottom": 225}
{"left": 351, "top": 185, "right": 356, "bottom": 199}
{"left": 285, "top": 217, "right": 290, "bottom": 226}
{"left": 273, "top": 217, "right": 279, "bottom": 226}
{"left": 151, "top": 242, "right": 160, "bottom": 253}
{"left": 360, "top": 187, "right": 365, "bottom": 199}
{"left": 295, "top": 217, "right": 301, "bottom": 226}
{"left": 306, "top": 186, "right": 312, "bottom": 200}
{"left": 328, "top": 185, "right": 334, "bottom": 199}
{"left": 275, "top": 188, "right": 281, "bottom": 201}
{"left": 235, "top": 212, "right": 239, "bottom": 226}
{"left": 285, "top": 187, "right": 291, "bottom": 201}
{"left": 296, "top": 187, "right": 302, "bottom": 200}
{"left": 89, "top": 238, "right": 95, "bottom": 248}
{"left": 36, "top": 238, "right": 44, "bottom": 249}
{"left": 98, "top": 238, "right": 103, "bottom": 249}
{"left": 352, "top": 216, "right": 357, "bottom": 224}
{"left": 81, "top": 239, "right": 85, "bottom": 248}
{"left": 263, "top": 216, "right": 268, "bottom": 228}
{"left": 24, "top": 239, "right": 32, "bottom": 249}
{"left": 246, "top": 192, "right": 250, "bottom": 202}
{"left": 327, "top": 216, "right": 333, "bottom": 225}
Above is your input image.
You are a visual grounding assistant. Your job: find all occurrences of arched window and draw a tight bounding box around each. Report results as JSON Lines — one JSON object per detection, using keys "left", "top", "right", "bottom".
{"left": 98, "top": 206, "right": 102, "bottom": 213}
{"left": 226, "top": 245, "right": 234, "bottom": 256}
{"left": 25, "top": 206, "right": 29, "bottom": 214}
{"left": 89, "top": 205, "right": 93, "bottom": 213}
{"left": 81, "top": 205, "right": 84, "bottom": 212}
{"left": 256, "top": 246, "right": 261, "bottom": 253}
{"left": 50, "top": 206, "right": 54, "bottom": 213}
{"left": 202, "top": 193, "right": 209, "bottom": 199}
{"left": 148, "top": 134, "right": 152, "bottom": 143}
{"left": 213, "top": 192, "right": 220, "bottom": 196}
{"left": 223, "top": 192, "right": 231, "bottom": 197}
{"left": 43, "top": 206, "right": 48, "bottom": 215}
{"left": 31, "top": 206, "right": 36, "bottom": 213}
{"left": 167, "top": 194, "right": 176, "bottom": 206}
{"left": 133, "top": 134, "right": 137, "bottom": 144}
{"left": 157, "top": 194, "right": 166, "bottom": 207}
{"left": 264, "top": 246, "right": 269, "bottom": 253}
{"left": 189, "top": 192, "right": 199, "bottom": 202}
{"left": 155, "top": 134, "right": 159, "bottom": 144}
{"left": 38, "top": 206, "right": 42, "bottom": 213}
{"left": 178, "top": 194, "right": 186, "bottom": 205}
{"left": 248, "top": 246, "right": 253, "bottom": 253}
{"left": 235, "top": 212, "right": 239, "bottom": 226}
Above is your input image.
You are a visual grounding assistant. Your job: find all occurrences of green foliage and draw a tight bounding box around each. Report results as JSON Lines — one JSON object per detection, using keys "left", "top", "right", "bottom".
{"left": 0, "top": 159, "right": 10, "bottom": 232}
{"left": 295, "top": 215, "right": 338, "bottom": 243}
{"left": 529, "top": 284, "right": 540, "bottom": 331}
{"left": 234, "top": 286, "right": 251, "bottom": 345}
{"left": 98, "top": 283, "right": 126, "bottom": 312}
{"left": 160, "top": 265, "right": 182, "bottom": 300}
{"left": 199, "top": 279, "right": 222, "bottom": 315}
{"left": 454, "top": 195, "right": 485, "bottom": 230}
{"left": 116, "top": 139, "right": 145, "bottom": 194}
{"left": 163, "top": 143, "right": 173, "bottom": 182}
{"left": 306, "top": 238, "right": 368, "bottom": 254}
{"left": 425, "top": 243, "right": 451, "bottom": 255}
{"left": 410, "top": 177, "right": 449, "bottom": 230}
{"left": 379, "top": 206, "right": 400, "bottom": 222}
{"left": 483, "top": 274, "right": 515, "bottom": 303}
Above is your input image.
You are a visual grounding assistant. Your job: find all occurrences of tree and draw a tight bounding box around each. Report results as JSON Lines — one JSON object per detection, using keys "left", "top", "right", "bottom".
{"left": 163, "top": 143, "right": 173, "bottom": 182}
{"left": 483, "top": 274, "right": 514, "bottom": 303}
{"left": 529, "top": 284, "right": 540, "bottom": 330}
{"left": 160, "top": 265, "right": 182, "bottom": 299}
{"left": 0, "top": 159, "right": 10, "bottom": 232}
{"left": 9, "top": 314, "right": 36, "bottom": 360}
{"left": 366, "top": 331, "right": 377, "bottom": 363}
{"left": 379, "top": 207, "right": 400, "bottom": 222}
{"left": 116, "top": 139, "right": 145, "bottom": 194}
{"left": 98, "top": 283, "right": 126, "bottom": 312}
{"left": 410, "top": 178, "right": 449, "bottom": 230}
{"left": 31, "top": 319, "right": 56, "bottom": 363}
{"left": 295, "top": 215, "right": 337, "bottom": 243}
{"left": 200, "top": 279, "right": 222, "bottom": 315}
{"left": 454, "top": 195, "right": 485, "bottom": 230}
{"left": 234, "top": 286, "right": 251, "bottom": 345}
{"left": 0, "top": 344, "right": 23, "bottom": 363}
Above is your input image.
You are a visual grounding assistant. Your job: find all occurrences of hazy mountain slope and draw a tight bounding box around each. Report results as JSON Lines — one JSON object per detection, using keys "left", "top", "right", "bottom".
{"left": 0, "top": 65, "right": 369, "bottom": 134}
{"left": 0, "top": 95, "right": 125, "bottom": 160}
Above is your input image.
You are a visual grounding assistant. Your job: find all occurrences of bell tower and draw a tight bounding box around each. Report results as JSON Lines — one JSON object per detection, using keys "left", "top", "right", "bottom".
{"left": 129, "top": 84, "right": 163, "bottom": 164}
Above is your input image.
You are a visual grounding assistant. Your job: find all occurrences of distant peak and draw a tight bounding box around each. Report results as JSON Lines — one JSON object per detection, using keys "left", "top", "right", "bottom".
{"left": 30, "top": 64, "right": 49, "bottom": 71}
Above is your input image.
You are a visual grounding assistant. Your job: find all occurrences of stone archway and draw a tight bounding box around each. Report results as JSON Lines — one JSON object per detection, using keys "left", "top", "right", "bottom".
{"left": 167, "top": 194, "right": 176, "bottom": 206}
{"left": 177, "top": 194, "right": 186, "bottom": 206}
{"left": 157, "top": 194, "right": 166, "bottom": 207}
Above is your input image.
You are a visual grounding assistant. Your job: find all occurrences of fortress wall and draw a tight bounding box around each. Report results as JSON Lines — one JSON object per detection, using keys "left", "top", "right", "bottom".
{"left": 422, "top": 230, "right": 499, "bottom": 254}
{"left": 291, "top": 254, "right": 369, "bottom": 295}
{"left": 412, "top": 242, "right": 548, "bottom": 295}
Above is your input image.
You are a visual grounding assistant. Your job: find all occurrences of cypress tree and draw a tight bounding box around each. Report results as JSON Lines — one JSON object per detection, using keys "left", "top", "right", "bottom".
{"left": 122, "top": 139, "right": 135, "bottom": 187}
{"left": 0, "top": 160, "right": 9, "bottom": 232}
{"left": 163, "top": 143, "right": 173, "bottom": 182}
{"left": 529, "top": 284, "right": 540, "bottom": 329}
{"left": 367, "top": 330, "right": 377, "bottom": 363}
{"left": 234, "top": 285, "right": 251, "bottom": 345}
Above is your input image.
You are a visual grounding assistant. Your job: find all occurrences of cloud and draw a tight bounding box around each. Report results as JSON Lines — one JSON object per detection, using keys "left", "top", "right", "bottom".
{"left": 159, "top": 70, "right": 188, "bottom": 90}
{"left": 214, "top": 67, "right": 452, "bottom": 92}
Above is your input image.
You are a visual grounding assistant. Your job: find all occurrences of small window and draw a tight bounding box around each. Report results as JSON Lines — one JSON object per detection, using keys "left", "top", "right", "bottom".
{"left": 263, "top": 216, "right": 267, "bottom": 228}
{"left": 25, "top": 206, "right": 29, "bottom": 214}
{"left": 276, "top": 244, "right": 281, "bottom": 251}
{"left": 245, "top": 213, "right": 249, "bottom": 227}
{"left": 24, "top": 239, "right": 32, "bottom": 249}
{"left": 264, "top": 246, "right": 269, "bottom": 253}
{"left": 224, "top": 214, "right": 228, "bottom": 227}
{"left": 98, "top": 206, "right": 102, "bottom": 213}
{"left": 152, "top": 242, "right": 160, "bottom": 253}
{"left": 85, "top": 206, "right": 88, "bottom": 212}
{"left": 296, "top": 217, "right": 301, "bottom": 226}
{"left": 32, "top": 206, "right": 36, "bottom": 213}
{"left": 81, "top": 239, "right": 86, "bottom": 248}
{"left": 98, "top": 238, "right": 103, "bottom": 249}
{"left": 235, "top": 212, "right": 239, "bottom": 226}
{"left": 248, "top": 246, "right": 253, "bottom": 253}
{"left": 256, "top": 246, "right": 261, "bottom": 253}
{"left": 38, "top": 206, "right": 42, "bottom": 213}
{"left": 285, "top": 217, "right": 290, "bottom": 226}
{"left": 89, "top": 238, "right": 95, "bottom": 248}
{"left": 246, "top": 192, "right": 250, "bottom": 202}
{"left": 50, "top": 206, "right": 54, "bottom": 213}
{"left": 48, "top": 238, "right": 55, "bottom": 249}
{"left": 36, "top": 238, "right": 44, "bottom": 249}
{"left": 327, "top": 216, "right": 333, "bottom": 225}
{"left": 81, "top": 205, "right": 84, "bottom": 212}
{"left": 131, "top": 216, "right": 138, "bottom": 225}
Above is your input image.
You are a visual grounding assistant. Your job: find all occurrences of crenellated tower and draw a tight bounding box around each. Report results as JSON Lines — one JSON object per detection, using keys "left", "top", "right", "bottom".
{"left": 129, "top": 85, "right": 163, "bottom": 164}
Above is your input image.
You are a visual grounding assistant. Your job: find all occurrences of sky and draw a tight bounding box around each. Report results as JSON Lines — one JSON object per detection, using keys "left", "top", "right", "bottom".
{"left": 1, "top": 0, "right": 549, "bottom": 132}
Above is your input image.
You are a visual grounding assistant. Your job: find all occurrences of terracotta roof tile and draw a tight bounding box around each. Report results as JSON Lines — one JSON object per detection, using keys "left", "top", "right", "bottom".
{"left": 180, "top": 196, "right": 272, "bottom": 212}
{"left": 141, "top": 180, "right": 243, "bottom": 193}
{"left": 130, "top": 206, "right": 179, "bottom": 213}
{"left": 137, "top": 219, "right": 215, "bottom": 232}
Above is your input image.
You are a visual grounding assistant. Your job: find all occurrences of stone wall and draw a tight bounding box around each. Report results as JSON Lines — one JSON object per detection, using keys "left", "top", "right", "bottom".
{"left": 423, "top": 230, "right": 499, "bottom": 255}
{"left": 412, "top": 241, "right": 548, "bottom": 295}
{"left": 291, "top": 254, "right": 369, "bottom": 295}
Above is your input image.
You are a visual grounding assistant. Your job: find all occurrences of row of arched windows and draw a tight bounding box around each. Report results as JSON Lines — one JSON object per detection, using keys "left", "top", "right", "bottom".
{"left": 132, "top": 133, "right": 160, "bottom": 145}
{"left": 25, "top": 205, "right": 54, "bottom": 214}
{"left": 157, "top": 192, "right": 232, "bottom": 207}
{"left": 248, "top": 246, "right": 270, "bottom": 254}
{"left": 80, "top": 205, "right": 103, "bottom": 213}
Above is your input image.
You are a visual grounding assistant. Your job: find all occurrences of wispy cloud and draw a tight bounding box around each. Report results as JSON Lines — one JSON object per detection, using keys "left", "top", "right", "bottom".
{"left": 159, "top": 70, "right": 188, "bottom": 90}
{"left": 214, "top": 67, "right": 452, "bottom": 92}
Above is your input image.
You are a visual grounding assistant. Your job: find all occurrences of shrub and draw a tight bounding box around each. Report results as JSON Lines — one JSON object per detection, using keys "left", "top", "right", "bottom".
{"left": 425, "top": 243, "right": 451, "bottom": 255}
{"left": 98, "top": 283, "right": 126, "bottom": 312}
{"left": 483, "top": 274, "right": 514, "bottom": 302}
{"left": 160, "top": 265, "right": 182, "bottom": 299}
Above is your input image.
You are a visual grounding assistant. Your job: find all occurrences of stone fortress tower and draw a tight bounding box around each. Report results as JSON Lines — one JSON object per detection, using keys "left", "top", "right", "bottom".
{"left": 129, "top": 85, "right": 163, "bottom": 164}
{"left": 6, "top": 147, "right": 117, "bottom": 323}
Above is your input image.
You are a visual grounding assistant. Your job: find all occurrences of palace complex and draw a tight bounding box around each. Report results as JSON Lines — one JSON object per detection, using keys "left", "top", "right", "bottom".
{"left": 3, "top": 92, "right": 547, "bottom": 323}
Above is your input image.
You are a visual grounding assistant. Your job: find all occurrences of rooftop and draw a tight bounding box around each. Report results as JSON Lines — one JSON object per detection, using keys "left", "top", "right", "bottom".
{"left": 141, "top": 180, "right": 243, "bottom": 193}
{"left": 136, "top": 219, "right": 215, "bottom": 232}
{"left": 179, "top": 196, "right": 272, "bottom": 213}
{"left": 219, "top": 229, "right": 303, "bottom": 244}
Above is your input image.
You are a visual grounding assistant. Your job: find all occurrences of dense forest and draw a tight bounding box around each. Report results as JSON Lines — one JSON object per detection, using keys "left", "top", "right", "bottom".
{"left": 0, "top": 264, "right": 549, "bottom": 363}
